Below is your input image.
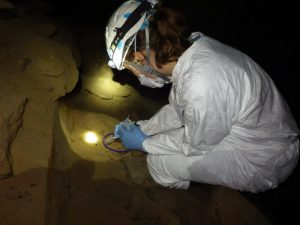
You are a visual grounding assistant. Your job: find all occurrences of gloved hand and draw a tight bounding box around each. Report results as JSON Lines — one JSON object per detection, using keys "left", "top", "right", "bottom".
{"left": 114, "top": 123, "right": 148, "bottom": 151}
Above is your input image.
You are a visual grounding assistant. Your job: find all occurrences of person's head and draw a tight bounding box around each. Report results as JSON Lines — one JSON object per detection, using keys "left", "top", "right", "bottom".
{"left": 125, "top": 6, "right": 190, "bottom": 75}
{"left": 105, "top": 0, "right": 190, "bottom": 86}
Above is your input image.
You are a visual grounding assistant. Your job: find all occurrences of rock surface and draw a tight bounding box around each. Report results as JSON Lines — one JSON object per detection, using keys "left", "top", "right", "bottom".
{"left": 0, "top": 1, "right": 79, "bottom": 224}
{"left": 0, "top": 0, "right": 14, "bottom": 9}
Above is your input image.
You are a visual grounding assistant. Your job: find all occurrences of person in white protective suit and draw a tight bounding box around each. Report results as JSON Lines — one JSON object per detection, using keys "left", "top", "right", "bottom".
{"left": 105, "top": 0, "right": 299, "bottom": 192}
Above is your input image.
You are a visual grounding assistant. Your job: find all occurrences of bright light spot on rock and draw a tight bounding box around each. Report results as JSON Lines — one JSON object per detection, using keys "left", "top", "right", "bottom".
{"left": 84, "top": 63, "right": 131, "bottom": 100}
{"left": 84, "top": 131, "right": 99, "bottom": 144}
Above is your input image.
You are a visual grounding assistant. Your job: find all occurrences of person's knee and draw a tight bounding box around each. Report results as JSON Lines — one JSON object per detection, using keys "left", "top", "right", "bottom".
{"left": 146, "top": 154, "right": 190, "bottom": 189}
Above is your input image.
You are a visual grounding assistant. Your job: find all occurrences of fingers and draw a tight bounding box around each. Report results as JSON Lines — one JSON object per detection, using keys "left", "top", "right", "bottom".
{"left": 117, "top": 123, "right": 131, "bottom": 136}
{"left": 124, "top": 62, "right": 155, "bottom": 79}
{"left": 114, "top": 124, "right": 120, "bottom": 138}
{"left": 124, "top": 62, "right": 140, "bottom": 77}
{"left": 115, "top": 121, "right": 140, "bottom": 141}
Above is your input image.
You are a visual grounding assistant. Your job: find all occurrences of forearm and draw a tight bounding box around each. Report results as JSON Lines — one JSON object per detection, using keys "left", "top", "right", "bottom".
{"left": 142, "top": 127, "right": 207, "bottom": 156}
{"left": 142, "top": 128, "right": 185, "bottom": 155}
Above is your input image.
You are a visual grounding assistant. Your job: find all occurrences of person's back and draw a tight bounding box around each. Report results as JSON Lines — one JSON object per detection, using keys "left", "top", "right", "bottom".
{"left": 170, "top": 33, "right": 299, "bottom": 192}
{"left": 186, "top": 33, "right": 299, "bottom": 138}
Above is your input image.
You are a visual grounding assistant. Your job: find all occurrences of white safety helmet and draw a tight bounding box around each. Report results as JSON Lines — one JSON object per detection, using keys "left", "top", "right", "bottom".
{"left": 105, "top": 0, "right": 158, "bottom": 70}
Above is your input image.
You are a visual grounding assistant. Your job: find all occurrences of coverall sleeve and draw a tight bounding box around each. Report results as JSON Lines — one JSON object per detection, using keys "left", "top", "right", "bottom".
{"left": 143, "top": 64, "right": 234, "bottom": 156}
{"left": 137, "top": 89, "right": 184, "bottom": 136}
{"left": 181, "top": 93, "right": 232, "bottom": 155}
{"left": 143, "top": 95, "right": 231, "bottom": 155}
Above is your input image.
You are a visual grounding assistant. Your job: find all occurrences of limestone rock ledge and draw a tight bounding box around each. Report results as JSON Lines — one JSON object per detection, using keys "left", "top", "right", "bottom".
{"left": 0, "top": 1, "right": 79, "bottom": 224}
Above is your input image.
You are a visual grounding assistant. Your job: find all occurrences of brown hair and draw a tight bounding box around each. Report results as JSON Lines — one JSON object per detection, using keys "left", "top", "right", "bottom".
{"left": 127, "top": 7, "right": 190, "bottom": 68}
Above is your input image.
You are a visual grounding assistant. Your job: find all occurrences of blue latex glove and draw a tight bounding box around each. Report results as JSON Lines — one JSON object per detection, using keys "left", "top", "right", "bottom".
{"left": 114, "top": 123, "right": 148, "bottom": 151}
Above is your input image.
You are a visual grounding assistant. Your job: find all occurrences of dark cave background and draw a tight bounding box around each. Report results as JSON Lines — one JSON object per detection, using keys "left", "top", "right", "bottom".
{"left": 7, "top": 0, "right": 300, "bottom": 224}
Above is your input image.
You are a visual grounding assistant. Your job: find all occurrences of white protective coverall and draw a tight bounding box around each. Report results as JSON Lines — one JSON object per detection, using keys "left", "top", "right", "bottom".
{"left": 138, "top": 32, "right": 299, "bottom": 193}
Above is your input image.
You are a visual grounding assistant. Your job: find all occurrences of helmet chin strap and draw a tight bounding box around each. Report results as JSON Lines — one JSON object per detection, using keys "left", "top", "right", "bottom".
{"left": 124, "top": 26, "right": 171, "bottom": 83}
{"left": 145, "top": 26, "right": 151, "bottom": 66}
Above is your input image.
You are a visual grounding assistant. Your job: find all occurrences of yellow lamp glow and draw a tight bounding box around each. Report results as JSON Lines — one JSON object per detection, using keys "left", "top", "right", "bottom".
{"left": 85, "top": 63, "right": 132, "bottom": 99}
{"left": 84, "top": 131, "right": 99, "bottom": 144}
